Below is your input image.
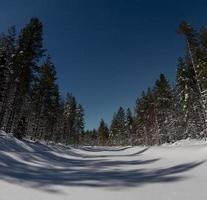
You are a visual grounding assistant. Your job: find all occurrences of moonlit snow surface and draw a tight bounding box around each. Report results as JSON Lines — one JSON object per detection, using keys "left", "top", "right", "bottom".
{"left": 0, "top": 131, "right": 207, "bottom": 200}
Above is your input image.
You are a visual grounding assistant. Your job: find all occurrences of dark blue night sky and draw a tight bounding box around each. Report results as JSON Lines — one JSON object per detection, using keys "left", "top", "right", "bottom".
{"left": 1, "top": 0, "right": 207, "bottom": 129}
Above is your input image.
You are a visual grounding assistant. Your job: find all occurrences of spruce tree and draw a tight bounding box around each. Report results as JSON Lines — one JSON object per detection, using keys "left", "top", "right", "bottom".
{"left": 154, "top": 74, "right": 174, "bottom": 144}
{"left": 29, "top": 57, "right": 59, "bottom": 141}
{"left": 63, "top": 93, "right": 77, "bottom": 144}
{"left": 74, "top": 104, "right": 85, "bottom": 145}
{"left": 145, "top": 88, "right": 160, "bottom": 145}
{"left": 134, "top": 92, "right": 146, "bottom": 145}
{"left": 126, "top": 108, "right": 134, "bottom": 145}
{"left": 98, "top": 119, "right": 109, "bottom": 145}
{"left": 110, "top": 107, "right": 126, "bottom": 145}
{"left": 134, "top": 89, "right": 159, "bottom": 145}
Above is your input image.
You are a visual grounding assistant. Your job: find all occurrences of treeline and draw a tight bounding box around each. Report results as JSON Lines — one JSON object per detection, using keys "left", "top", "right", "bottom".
{"left": 0, "top": 18, "right": 84, "bottom": 144}
{"left": 1, "top": 19, "right": 207, "bottom": 146}
{"left": 85, "top": 21, "right": 207, "bottom": 146}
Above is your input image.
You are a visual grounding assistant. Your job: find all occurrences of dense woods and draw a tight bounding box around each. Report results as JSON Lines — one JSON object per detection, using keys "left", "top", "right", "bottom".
{"left": 1, "top": 19, "right": 207, "bottom": 146}
{"left": 0, "top": 18, "right": 84, "bottom": 145}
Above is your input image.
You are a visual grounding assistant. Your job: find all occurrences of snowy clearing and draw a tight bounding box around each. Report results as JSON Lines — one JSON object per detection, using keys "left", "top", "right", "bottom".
{"left": 0, "top": 132, "right": 207, "bottom": 200}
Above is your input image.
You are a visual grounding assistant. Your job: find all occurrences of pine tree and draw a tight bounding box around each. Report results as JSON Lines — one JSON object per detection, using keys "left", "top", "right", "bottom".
{"left": 154, "top": 74, "right": 174, "bottom": 144}
{"left": 29, "top": 57, "right": 59, "bottom": 141}
{"left": 145, "top": 88, "right": 160, "bottom": 145}
{"left": 178, "top": 21, "right": 207, "bottom": 138}
{"left": 98, "top": 119, "right": 109, "bottom": 145}
{"left": 0, "top": 18, "right": 87, "bottom": 145}
{"left": 134, "top": 92, "right": 146, "bottom": 145}
{"left": 74, "top": 104, "right": 85, "bottom": 145}
{"left": 5, "top": 18, "right": 44, "bottom": 134}
{"left": 0, "top": 27, "right": 16, "bottom": 129}
{"left": 110, "top": 107, "right": 126, "bottom": 145}
{"left": 126, "top": 108, "right": 134, "bottom": 145}
{"left": 134, "top": 89, "right": 159, "bottom": 145}
{"left": 176, "top": 57, "right": 204, "bottom": 138}
{"left": 63, "top": 93, "right": 77, "bottom": 144}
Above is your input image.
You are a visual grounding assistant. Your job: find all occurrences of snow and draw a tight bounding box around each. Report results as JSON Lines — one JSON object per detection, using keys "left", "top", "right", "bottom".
{"left": 162, "top": 138, "right": 207, "bottom": 146}
{"left": 0, "top": 131, "right": 207, "bottom": 200}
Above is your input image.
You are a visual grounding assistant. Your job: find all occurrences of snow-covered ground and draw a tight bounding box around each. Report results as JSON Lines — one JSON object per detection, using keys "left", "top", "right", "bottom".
{"left": 0, "top": 131, "right": 207, "bottom": 200}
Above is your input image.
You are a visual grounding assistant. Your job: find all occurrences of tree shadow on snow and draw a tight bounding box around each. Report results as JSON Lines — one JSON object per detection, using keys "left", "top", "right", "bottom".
{"left": 0, "top": 146, "right": 205, "bottom": 193}
{"left": 68, "top": 147, "right": 149, "bottom": 159}
{"left": 81, "top": 146, "right": 132, "bottom": 152}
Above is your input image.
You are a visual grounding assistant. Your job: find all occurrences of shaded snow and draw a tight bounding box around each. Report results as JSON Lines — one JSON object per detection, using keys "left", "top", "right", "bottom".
{"left": 0, "top": 131, "right": 207, "bottom": 200}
